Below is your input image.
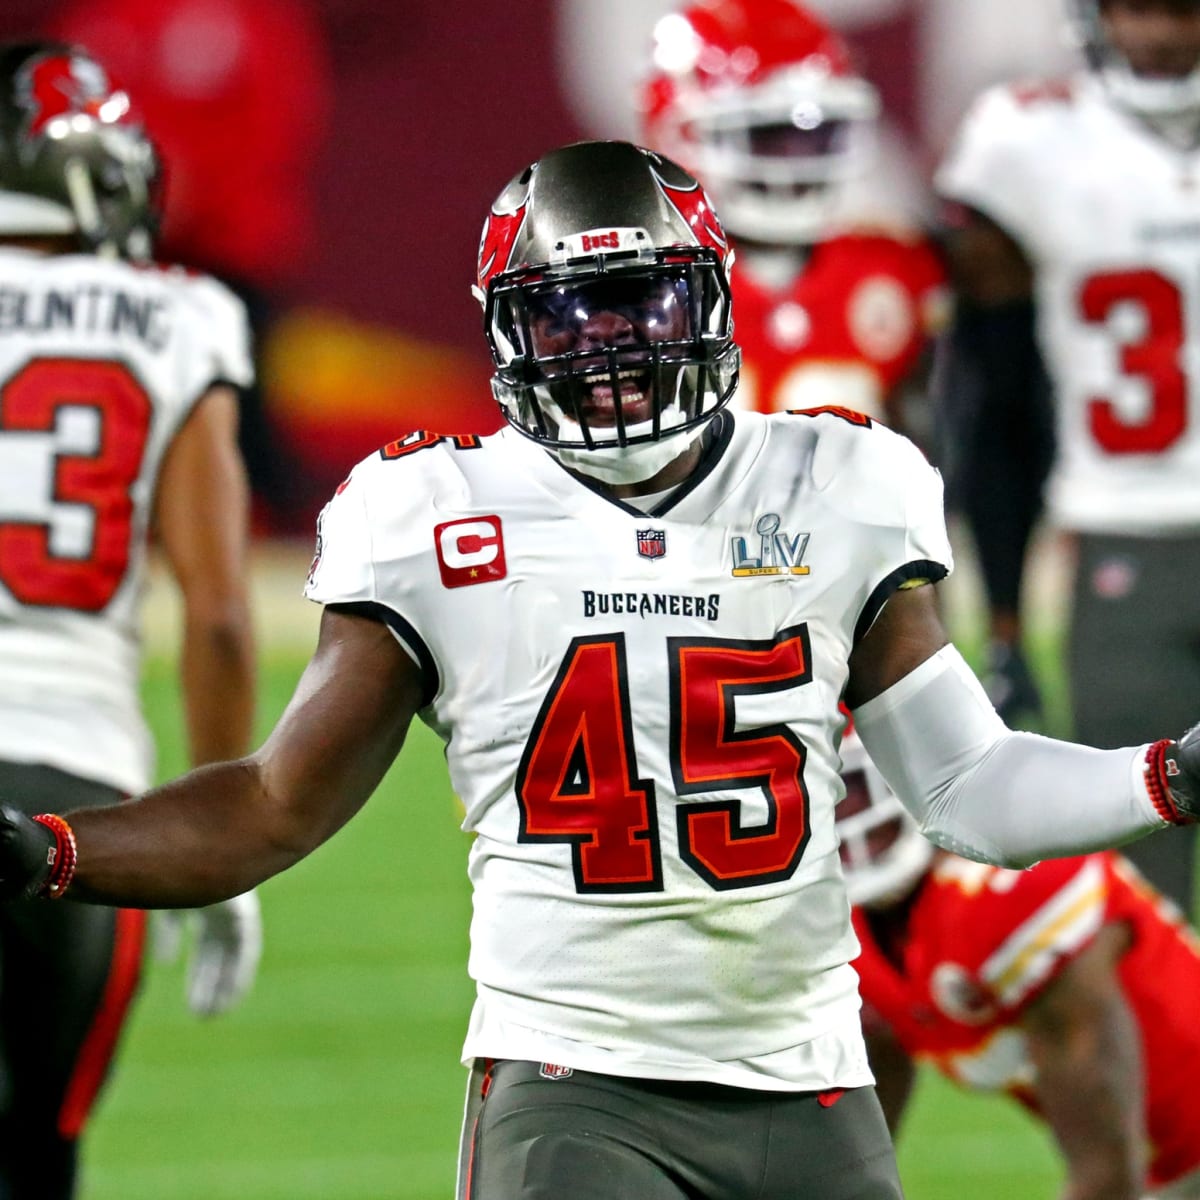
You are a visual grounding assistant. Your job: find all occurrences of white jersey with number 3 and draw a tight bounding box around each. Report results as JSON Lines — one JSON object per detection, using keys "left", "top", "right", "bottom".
{"left": 0, "top": 248, "right": 252, "bottom": 793}
{"left": 937, "top": 74, "right": 1200, "bottom": 533}
{"left": 305, "top": 409, "right": 953, "bottom": 1091}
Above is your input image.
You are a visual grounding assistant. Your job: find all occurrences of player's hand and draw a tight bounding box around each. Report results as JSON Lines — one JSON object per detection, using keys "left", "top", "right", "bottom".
{"left": 1163, "top": 725, "right": 1200, "bottom": 823}
{"left": 0, "top": 806, "right": 59, "bottom": 899}
{"left": 154, "top": 891, "right": 263, "bottom": 1017}
{"left": 982, "top": 639, "right": 1044, "bottom": 728}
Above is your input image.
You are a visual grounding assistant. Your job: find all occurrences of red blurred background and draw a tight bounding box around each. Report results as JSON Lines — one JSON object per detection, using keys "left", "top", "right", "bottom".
{"left": 0, "top": 0, "right": 1073, "bottom": 532}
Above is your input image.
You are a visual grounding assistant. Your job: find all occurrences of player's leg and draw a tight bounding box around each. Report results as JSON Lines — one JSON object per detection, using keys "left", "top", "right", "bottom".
{"left": 0, "top": 765, "right": 146, "bottom": 1200}
{"left": 756, "top": 1087, "right": 904, "bottom": 1200}
{"left": 636, "top": 1077, "right": 902, "bottom": 1200}
{"left": 458, "top": 1061, "right": 692, "bottom": 1200}
{"left": 1067, "top": 533, "right": 1200, "bottom": 913}
{"left": 459, "top": 1062, "right": 902, "bottom": 1200}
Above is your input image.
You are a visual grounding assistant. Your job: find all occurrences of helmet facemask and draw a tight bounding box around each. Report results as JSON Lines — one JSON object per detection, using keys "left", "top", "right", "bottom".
{"left": 643, "top": 3, "right": 881, "bottom": 246}
{"left": 673, "top": 71, "right": 879, "bottom": 245}
{"left": 477, "top": 142, "right": 741, "bottom": 483}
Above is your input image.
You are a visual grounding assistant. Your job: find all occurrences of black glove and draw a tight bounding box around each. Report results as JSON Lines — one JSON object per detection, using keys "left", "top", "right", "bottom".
{"left": 0, "top": 805, "right": 60, "bottom": 899}
{"left": 982, "top": 639, "right": 1044, "bottom": 728}
{"left": 1162, "top": 726, "right": 1200, "bottom": 824}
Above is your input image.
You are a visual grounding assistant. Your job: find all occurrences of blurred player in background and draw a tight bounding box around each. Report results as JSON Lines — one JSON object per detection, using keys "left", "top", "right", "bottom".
{"left": 639, "top": 0, "right": 948, "bottom": 431}
{"left": 935, "top": 0, "right": 1200, "bottom": 910}
{"left": 0, "top": 41, "right": 260, "bottom": 1198}
{"left": 48, "top": 0, "right": 333, "bottom": 531}
{"left": 838, "top": 726, "right": 1200, "bottom": 1199}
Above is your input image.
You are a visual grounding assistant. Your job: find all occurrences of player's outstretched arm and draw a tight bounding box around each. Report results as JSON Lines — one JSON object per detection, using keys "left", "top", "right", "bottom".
{"left": 847, "top": 586, "right": 1197, "bottom": 867}
{"left": 0, "top": 606, "right": 424, "bottom": 907}
{"left": 1020, "top": 923, "right": 1145, "bottom": 1200}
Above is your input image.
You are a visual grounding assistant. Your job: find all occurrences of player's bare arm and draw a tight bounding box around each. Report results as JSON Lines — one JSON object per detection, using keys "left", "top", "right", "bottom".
{"left": 1019, "top": 923, "right": 1145, "bottom": 1200}
{"left": 154, "top": 383, "right": 256, "bottom": 765}
{"left": 844, "top": 583, "right": 948, "bottom": 709}
{"left": 943, "top": 208, "right": 1033, "bottom": 309}
{"left": 41, "top": 607, "right": 423, "bottom": 908}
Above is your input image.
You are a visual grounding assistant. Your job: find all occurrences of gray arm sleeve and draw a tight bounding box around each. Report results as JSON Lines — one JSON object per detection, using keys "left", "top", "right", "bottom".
{"left": 851, "top": 645, "right": 1166, "bottom": 868}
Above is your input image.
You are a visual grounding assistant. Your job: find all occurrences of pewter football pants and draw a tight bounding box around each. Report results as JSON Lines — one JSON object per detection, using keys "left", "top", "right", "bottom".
{"left": 458, "top": 1059, "right": 904, "bottom": 1200}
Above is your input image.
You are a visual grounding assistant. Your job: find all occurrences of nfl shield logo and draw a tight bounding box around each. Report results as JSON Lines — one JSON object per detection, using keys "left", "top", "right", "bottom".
{"left": 539, "top": 1062, "right": 573, "bottom": 1080}
{"left": 637, "top": 529, "right": 666, "bottom": 560}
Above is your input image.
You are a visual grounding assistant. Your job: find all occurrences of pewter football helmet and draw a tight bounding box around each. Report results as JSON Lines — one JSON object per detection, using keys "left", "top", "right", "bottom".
{"left": 0, "top": 41, "right": 160, "bottom": 260}
{"left": 475, "top": 140, "right": 740, "bottom": 484}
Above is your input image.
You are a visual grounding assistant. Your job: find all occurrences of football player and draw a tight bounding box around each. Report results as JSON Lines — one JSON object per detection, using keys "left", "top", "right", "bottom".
{"left": 0, "top": 139, "right": 1197, "bottom": 1200}
{"left": 0, "top": 41, "right": 260, "bottom": 1199}
{"left": 639, "top": 0, "right": 948, "bottom": 427}
{"left": 839, "top": 727, "right": 1200, "bottom": 1199}
{"left": 935, "top": 0, "right": 1200, "bottom": 909}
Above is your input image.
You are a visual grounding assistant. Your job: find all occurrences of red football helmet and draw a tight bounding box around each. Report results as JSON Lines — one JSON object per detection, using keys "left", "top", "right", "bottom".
{"left": 640, "top": 0, "right": 879, "bottom": 245}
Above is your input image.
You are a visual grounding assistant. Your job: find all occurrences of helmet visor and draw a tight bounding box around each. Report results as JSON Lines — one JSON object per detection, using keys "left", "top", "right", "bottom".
{"left": 485, "top": 250, "right": 736, "bottom": 449}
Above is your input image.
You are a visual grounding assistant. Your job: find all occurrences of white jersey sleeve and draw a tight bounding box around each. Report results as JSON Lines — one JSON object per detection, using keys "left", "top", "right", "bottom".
{"left": 305, "top": 470, "right": 378, "bottom": 608}
{"left": 803, "top": 409, "right": 953, "bottom": 641}
{"left": 171, "top": 270, "right": 255, "bottom": 397}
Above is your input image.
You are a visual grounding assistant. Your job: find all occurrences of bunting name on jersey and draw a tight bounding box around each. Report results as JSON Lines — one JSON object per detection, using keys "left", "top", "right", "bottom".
{"left": 731, "top": 513, "right": 811, "bottom": 577}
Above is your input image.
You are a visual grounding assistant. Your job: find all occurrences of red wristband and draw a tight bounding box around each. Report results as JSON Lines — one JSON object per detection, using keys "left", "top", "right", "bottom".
{"left": 32, "top": 813, "right": 77, "bottom": 898}
{"left": 1144, "top": 740, "right": 1190, "bottom": 825}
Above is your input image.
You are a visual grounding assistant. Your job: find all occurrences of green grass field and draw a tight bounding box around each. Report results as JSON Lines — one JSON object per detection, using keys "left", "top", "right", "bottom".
{"left": 78, "top": 612, "right": 1072, "bottom": 1199}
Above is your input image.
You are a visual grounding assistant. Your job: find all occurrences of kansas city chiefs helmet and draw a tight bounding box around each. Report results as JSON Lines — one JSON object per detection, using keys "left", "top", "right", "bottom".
{"left": 475, "top": 140, "right": 740, "bottom": 486}
{"left": 1070, "top": 0, "right": 1200, "bottom": 119}
{"left": 639, "top": 0, "right": 880, "bottom": 246}
{"left": 835, "top": 725, "right": 933, "bottom": 909}
{"left": 0, "top": 41, "right": 160, "bottom": 260}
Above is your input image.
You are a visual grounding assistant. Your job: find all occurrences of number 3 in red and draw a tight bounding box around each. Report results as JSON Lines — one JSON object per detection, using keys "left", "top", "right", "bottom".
{"left": 0, "top": 358, "right": 152, "bottom": 611}
{"left": 517, "top": 626, "right": 813, "bottom": 894}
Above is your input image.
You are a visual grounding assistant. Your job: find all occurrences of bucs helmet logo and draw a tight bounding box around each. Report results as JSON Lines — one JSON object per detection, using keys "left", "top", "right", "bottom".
{"left": 648, "top": 155, "right": 729, "bottom": 263}
{"left": 15, "top": 52, "right": 128, "bottom": 145}
{"left": 475, "top": 173, "right": 531, "bottom": 298}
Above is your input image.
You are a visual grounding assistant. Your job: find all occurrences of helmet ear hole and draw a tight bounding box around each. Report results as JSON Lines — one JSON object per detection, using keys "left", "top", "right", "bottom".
{"left": 0, "top": 41, "right": 160, "bottom": 260}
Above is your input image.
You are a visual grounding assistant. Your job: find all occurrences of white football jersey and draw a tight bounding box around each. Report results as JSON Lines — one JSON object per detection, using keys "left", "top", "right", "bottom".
{"left": 306, "top": 409, "right": 953, "bottom": 1090}
{"left": 0, "top": 248, "right": 252, "bottom": 793}
{"left": 938, "top": 74, "right": 1200, "bottom": 533}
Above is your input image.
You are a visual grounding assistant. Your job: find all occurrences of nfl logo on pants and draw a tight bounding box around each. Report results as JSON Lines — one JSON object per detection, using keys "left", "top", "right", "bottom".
{"left": 637, "top": 529, "right": 666, "bottom": 560}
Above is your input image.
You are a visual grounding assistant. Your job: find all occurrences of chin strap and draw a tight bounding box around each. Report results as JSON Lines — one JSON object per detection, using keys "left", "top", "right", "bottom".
{"left": 553, "top": 422, "right": 709, "bottom": 485}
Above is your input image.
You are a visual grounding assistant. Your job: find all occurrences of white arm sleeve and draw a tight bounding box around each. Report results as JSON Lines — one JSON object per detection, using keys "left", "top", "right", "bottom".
{"left": 852, "top": 645, "right": 1167, "bottom": 868}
